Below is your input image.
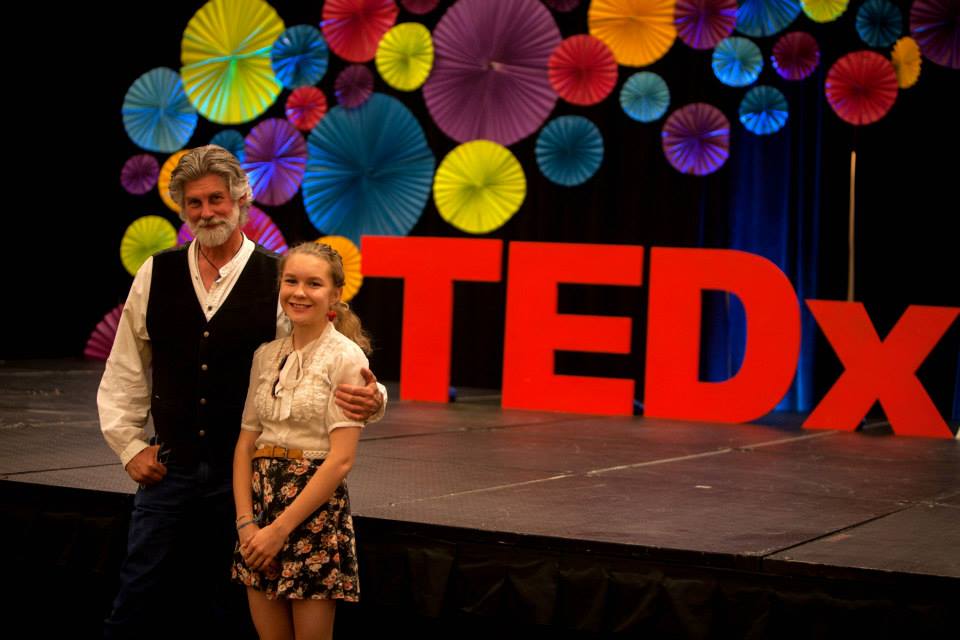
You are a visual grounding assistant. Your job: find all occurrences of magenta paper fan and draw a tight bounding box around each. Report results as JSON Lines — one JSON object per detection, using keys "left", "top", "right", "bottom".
{"left": 772, "top": 31, "right": 820, "bottom": 80}
{"left": 84, "top": 304, "right": 124, "bottom": 361}
{"left": 242, "top": 118, "right": 307, "bottom": 206}
{"left": 121, "top": 154, "right": 160, "bottom": 195}
{"left": 335, "top": 64, "right": 375, "bottom": 108}
{"left": 825, "top": 51, "right": 898, "bottom": 125}
{"left": 401, "top": 0, "right": 439, "bottom": 13}
{"left": 178, "top": 205, "right": 288, "bottom": 253}
{"left": 675, "top": 0, "right": 738, "bottom": 50}
{"left": 910, "top": 0, "right": 960, "bottom": 69}
{"left": 424, "top": 0, "right": 561, "bottom": 146}
{"left": 661, "top": 103, "right": 730, "bottom": 176}
{"left": 544, "top": 0, "right": 581, "bottom": 11}
{"left": 287, "top": 86, "right": 328, "bottom": 131}
{"left": 322, "top": 0, "right": 399, "bottom": 63}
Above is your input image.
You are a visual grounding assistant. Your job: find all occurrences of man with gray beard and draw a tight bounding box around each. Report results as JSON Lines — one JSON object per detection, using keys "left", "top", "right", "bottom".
{"left": 98, "top": 145, "right": 386, "bottom": 638}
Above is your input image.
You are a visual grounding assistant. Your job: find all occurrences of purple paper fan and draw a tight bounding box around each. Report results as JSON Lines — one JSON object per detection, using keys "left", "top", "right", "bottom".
{"left": 242, "top": 118, "right": 307, "bottom": 206}
{"left": 401, "top": 0, "right": 439, "bottom": 13}
{"left": 178, "top": 205, "right": 288, "bottom": 253}
{"left": 121, "top": 154, "right": 160, "bottom": 195}
{"left": 84, "top": 304, "right": 124, "bottom": 361}
{"left": 335, "top": 64, "right": 375, "bottom": 108}
{"left": 675, "top": 0, "right": 738, "bottom": 50}
{"left": 910, "top": 0, "right": 960, "bottom": 69}
{"left": 424, "top": 0, "right": 561, "bottom": 146}
{"left": 661, "top": 103, "right": 730, "bottom": 176}
{"left": 772, "top": 31, "right": 820, "bottom": 80}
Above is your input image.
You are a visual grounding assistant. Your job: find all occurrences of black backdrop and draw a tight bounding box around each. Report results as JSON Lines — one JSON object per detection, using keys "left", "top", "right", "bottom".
{"left": 6, "top": 1, "right": 957, "bottom": 422}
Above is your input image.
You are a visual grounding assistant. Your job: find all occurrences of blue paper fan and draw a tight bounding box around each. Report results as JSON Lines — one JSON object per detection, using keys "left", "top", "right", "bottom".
{"left": 303, "top": 93, "right": 435, "bottom": 245}
{"left": 713, "top": 37, "right": 764, "bottom": 87}
{"left": 739, "top": 86, "right": 789, "bottom": 135}
{"left": 122, "top": 67, "right": 197, "bottom": 153}
{"left": 272, "top": 25, "right": 330, "bottom": 89}
{"left": 535, "top": 116, "right": 604, "bottom": 187}
{"left": 736, "top": 0, "right": 802, "bottom": 37}
{"left": 210, "top": 130, "right": 246, "bottom": 162}
{"left": 856, "top": 0, "right": 902, "bottom": 48}
{"left": 620, "top": 72, "right": 670, "bottom": 123}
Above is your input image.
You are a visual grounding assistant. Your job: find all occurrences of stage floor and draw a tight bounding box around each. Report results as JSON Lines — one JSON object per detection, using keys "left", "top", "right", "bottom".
{"left": 2, "top": 359, "right": 958, "bottom": 585}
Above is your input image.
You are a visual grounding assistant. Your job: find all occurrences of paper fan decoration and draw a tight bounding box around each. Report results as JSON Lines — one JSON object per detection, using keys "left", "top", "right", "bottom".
{"left": 548, "top": 35, "right": 618, "bottom": 106}
{"left": 271, "top": 25, "right": 330, "bottom": 89}
{"left": 121, "top": 155, "right": 160, "bottom": 195}
{"left": 712, "top": 37, "right": 763, "bottom": 87}
{"left": 620, "top": 72, "right": 671, "bottom": 122}
{"left": 376, "top": 22, "right": 434, "bottom": 91}
{"left": 179, "top": 205, "right": 288, "bottom": 253}
{"left": 800, "top": 0, "right": 848, "bottom": 23}
{"left": 242, "top": 118, "right": 307, "bottom": 206}
{"left": 735, "top": 0, "right": 801, "bottom": 38}
{"left": 739, "top": 86, "right": 789, "bottom": 135}
{"left": 286, "top": 87, "right": 329, "bottom": 132}
{"left": 181, "top": 0, "right": 284, "bottom": 125}
{"left": 317, "top": 235, "right": 363, "bottom": 301}
{"left": 121, "top": 216, "right": 178, "bottom": 276}
{"left": 424, "top": 0, "right": 561, "bottom": 146}
{"left": 825, "top": 51, "right": 898, "bottom": 125}
{"left": 772, "top": 31, "right": 820, "bottom": 80}
{"left": 891, "top": 36, "right": 922, "bottom": 88}
{"left": 856, "top": 0, "right": 902, "bottom": 48}
{"left": 545, "top": 0, "right": 582, "bottom": 10}
{"left": 210, "top": 130, "right": 246, "bottom": 162}
{"left": 535, "top": 116, "right": 604, "bottom": 187}
{"left": 158, "top": 150, "right": 189, "bottom": 213}
{"left": 303, "top": 93, "right": 435, "bottom": 244}
{"left": 910, "top": 0, "right": 960, "bottom": 69}
{"left": 401, "top": 0, "right": 439, "bottom": 14}
{"left": 322, "top": 0, "right": 399, "bottom": 63}
{"left": 335, "top": 64, "right": 375, "bottom": 108}
{"left": 674, "top": 0, "right": 737, "bottom": 50}
{"left": 661, "top": 103, "right": 730, "bottom": 176}
{"left": 122, "top": 68, "right": 198, "bottom": 153}
{"left": 85, "top": 304, "right": 124, "bottom": 361}
{"left": 588, "top": 0, "right": 677, "bottom": 67}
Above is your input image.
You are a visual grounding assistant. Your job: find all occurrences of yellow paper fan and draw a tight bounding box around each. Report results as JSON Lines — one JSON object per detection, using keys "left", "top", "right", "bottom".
{"left": 181, "top": 0, "right": 285, "bottom": 124}
{"left": 434, "top": 140, "right": 526, "bottom": 234}
{"left": 376, "top": 22, "right": 434, "bottom": 92}
{"left": 891, "top": 37, "right": 921, "bottom": 89}
{"left": 316, "top": 235, "right": 363, "bottom": 302}
{"left": 800, "top": 0, "right": 848, "bottom": 23}
{"left": 158, "top": 150, "right": 189, "bottom": 214}
{"left": 121, "top": 215, "right": 178, "bottom": 276}
{"left": 588, "top": 0, "right": 676, "bottom": 67}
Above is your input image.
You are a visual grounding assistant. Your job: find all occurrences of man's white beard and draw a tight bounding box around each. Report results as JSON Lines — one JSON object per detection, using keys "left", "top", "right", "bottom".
{"left": 190, "top": 208, "right": 240, "bottom": 247}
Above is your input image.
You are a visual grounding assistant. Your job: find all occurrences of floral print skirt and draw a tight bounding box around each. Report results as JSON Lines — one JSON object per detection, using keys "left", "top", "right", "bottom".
{"left": 231, "top": 457, "right": 359, "bottom": 601}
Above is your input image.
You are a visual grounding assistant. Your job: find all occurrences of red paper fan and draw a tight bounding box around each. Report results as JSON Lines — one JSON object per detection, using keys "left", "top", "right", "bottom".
{"left": 825, "top": 50, "right": 898, "bottom": 125}
{"left": 85, "top": 304, "right": 124, "bottom": 361}
{"left": 322, "top": 0, "right": 399, "bottom": 63}
{"left": 548, "top": 34, "right": 618, "bottom": 106}
{"left": 772, "top": 31, "right": 820, "bottom": 80}
{"left": 286, "top": 86, "right": 328, "bottom": 131}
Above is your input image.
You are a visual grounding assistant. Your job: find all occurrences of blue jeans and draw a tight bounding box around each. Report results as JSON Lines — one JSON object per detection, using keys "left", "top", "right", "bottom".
{"left": 104, "top": 460, "right": 252, "bottom": 639}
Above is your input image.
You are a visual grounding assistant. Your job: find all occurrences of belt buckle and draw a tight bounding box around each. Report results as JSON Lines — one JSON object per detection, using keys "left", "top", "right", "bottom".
{"left": 275, "top": 446, "right": 288, "bottom": 459}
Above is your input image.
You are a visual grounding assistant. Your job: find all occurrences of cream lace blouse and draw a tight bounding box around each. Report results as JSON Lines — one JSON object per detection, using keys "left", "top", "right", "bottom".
{"left": 241, "top": 323, "right": 367, "bottom": 455}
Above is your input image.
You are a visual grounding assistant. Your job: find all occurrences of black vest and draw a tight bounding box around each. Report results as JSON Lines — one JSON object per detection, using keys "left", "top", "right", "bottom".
{"left": 147, "top": 244, "right": 278, "bottom": 467}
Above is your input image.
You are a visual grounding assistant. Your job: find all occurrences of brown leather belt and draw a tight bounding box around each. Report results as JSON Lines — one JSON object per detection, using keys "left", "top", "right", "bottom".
{"left": 252, "top": 445, "right": 304, "bottom": 460}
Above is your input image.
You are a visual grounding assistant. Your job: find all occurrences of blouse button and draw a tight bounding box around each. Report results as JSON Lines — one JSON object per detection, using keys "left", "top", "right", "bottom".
{"left": 201, "top": 364, "right": 208, "bottom": 371}
{"left": 199, "top": 398, "right": 207, "bottom": 405}
{"left": 198, "top": 430, "right": 206, "bottom": 437}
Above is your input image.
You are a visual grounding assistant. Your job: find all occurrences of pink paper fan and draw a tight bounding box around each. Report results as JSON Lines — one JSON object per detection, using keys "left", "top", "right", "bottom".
{"left": 322, "top": 0, "right": 399, "bottom": 63}
{"left": 401, "top": 0, "right": 439, "bottom": 14}
{"left": 825, "top": 51, "right": 898, "bottom": 125}
{"left": 121, "top": 154, "right": 160, "bottom": 195}
{"left": 661, "top": 103, "right": 730, "bottom": 176}
{"left": 178, "top": 206, "right": 288, "bottom": 253}
{"left": 243, "top": 118, "right": 307, "bottom": 206}
{"left": 910, "top": 0, "right": 960, "bottom": 69}
{"left": 424, "top": 0, "right": 561, "bottom": 146}
{"left": 286, "top": 86, "right": 328, "bottom": 132}
{"left": 548, "top": 35, "right": 618, "bottom": 106}
{"left": 85, "top": 304, "right": 124, "bottom": 360}
{"left": 772, "top": 31, "right": 820, "bottom": 80}
{"left": 335, "top": 64, "right": 375, "bottom": 108}
{"left": 675, "top": 0, "right": 738, "bottom": 50}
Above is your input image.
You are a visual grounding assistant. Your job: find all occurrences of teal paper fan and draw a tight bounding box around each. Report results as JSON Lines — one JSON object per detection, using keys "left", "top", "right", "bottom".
{"left": 122, "top": 67, "right": 198, "bottom": 153}
{"left": 620, "top": 72, "right": 670, "bottom": 123}
{"left": 739, "top": 86, "right": 789, "bottom": 134}
{"left": 535, "top": 116, "right": 604, "bottom": 186}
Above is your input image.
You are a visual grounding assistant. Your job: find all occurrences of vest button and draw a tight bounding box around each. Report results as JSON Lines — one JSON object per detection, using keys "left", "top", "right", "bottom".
{"left": 201, "top": 364, "right": 208, "bottom": 371}
{"left": 199, "top": 398, "right": 207, "bottom": 405}
{"left": 202, "top": 331, "right": 210, "bottom": 338}
{"left": 198, "top": 430, "right": 206, "bottom": 437}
